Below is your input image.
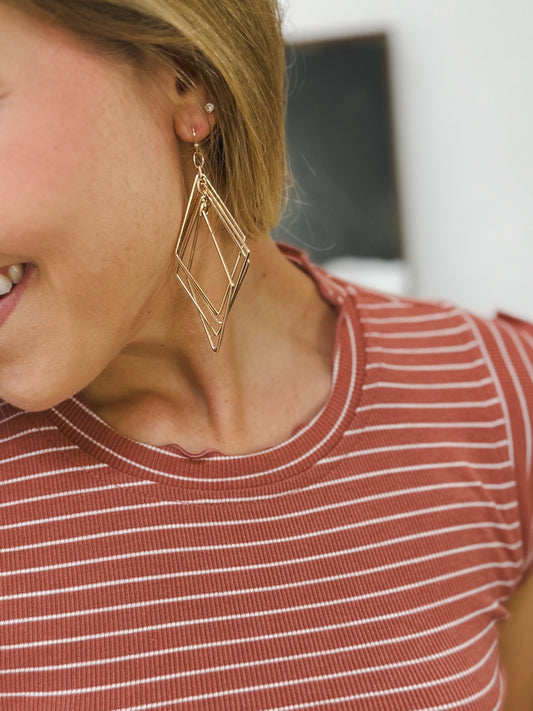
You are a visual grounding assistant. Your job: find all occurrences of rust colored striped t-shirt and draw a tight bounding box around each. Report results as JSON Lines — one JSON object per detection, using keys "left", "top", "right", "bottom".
{"left": 1, "top": 247, "right": 533, "bottom": 710}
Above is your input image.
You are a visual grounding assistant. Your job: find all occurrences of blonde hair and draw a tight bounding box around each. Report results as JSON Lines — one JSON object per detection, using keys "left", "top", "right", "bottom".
{"left": 7, "top": 0, "right": 287, "bottom": 236}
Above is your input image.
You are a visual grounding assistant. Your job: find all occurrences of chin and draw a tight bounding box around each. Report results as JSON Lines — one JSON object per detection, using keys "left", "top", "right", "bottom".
{"left": 0, "top": 375, "right": 74, "bottom": 413}
{"left": 1, "top": 392, "right": 62, "bottom": 413}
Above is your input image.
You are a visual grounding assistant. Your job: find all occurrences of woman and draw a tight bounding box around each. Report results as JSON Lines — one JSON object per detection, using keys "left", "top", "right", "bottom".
{"left": 0, "top": 1, "right": 532, "bottom": 709}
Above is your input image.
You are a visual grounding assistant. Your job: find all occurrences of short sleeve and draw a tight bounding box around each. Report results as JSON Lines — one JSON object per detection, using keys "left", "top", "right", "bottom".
{"left": 479, "top": 312, "right": 533, "bottom": 581}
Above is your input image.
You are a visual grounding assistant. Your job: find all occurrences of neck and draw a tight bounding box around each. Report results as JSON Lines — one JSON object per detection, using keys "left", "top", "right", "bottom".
{"left": 82, "top": 238, "right": 337, "bottom": 454}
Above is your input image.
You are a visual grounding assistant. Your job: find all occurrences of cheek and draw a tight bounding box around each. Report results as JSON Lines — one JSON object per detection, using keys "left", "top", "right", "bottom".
{"left": 0, "top": 95, "right": 97, "bottom": 259}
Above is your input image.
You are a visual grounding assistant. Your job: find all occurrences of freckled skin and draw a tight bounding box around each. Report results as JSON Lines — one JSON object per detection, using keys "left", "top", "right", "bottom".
{"left": 0, "top": 4, "right": 188, "bottom": 410}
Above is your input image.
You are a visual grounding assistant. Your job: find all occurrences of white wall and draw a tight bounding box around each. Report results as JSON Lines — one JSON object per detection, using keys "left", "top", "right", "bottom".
{"left": 282, "top": 0, "right": 533, "bottom": 320}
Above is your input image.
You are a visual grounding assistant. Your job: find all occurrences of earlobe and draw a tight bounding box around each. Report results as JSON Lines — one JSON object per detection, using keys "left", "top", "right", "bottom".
{"left": 173, "top": 92, "right": 216, "bottom": 144}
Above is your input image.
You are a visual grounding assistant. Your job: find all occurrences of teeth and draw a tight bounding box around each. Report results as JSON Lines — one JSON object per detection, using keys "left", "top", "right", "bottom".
{"left": 0, "top": 263, "right": 24, "bottom": 296}
{"left": 8, "top": 264, "right": 24, "bottom": 284}
{"left": 0, "top": 274, "right": 13, "bottom": 296}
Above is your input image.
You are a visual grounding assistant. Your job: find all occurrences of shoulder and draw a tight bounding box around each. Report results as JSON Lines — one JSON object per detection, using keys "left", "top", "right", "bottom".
{"left": 325, "top": 269, "right": 533, "bottom": 363}
{"left": 331, "top": 274, "right": 533, "bottom": 487}
{"left": 308, "top": 257, "right": 533, "bottom": 400}
{"left": 343, "top": 281, "right": 533, "bottom": 418}
{"left": 318, "top": 266, "right": 533, "bottom": 443}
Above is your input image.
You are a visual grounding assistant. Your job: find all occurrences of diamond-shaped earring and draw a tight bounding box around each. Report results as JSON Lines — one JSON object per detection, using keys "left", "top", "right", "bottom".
{"left": 174, "top": 134, "right": 250, "bottom": 352}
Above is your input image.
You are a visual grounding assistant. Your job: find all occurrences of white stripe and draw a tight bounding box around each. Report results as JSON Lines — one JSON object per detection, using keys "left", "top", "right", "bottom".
{"left": 346, "top": 418, "right": 506, "bottom": 435}
{"left": 365, "top": 324, "right": 470, "bottom": 339}
{"left": 358, "top": 397, "right": 501, "bottom": 412}
{"left": 311, "top": 459, "right": 513, "bottom": 501}
{"left": 2, "top": 617, "right": 496, "bottom": 684}
{"left": 367, "top": 341, "right": 477, "bottom": 355}
{"left": 0, "top": 425, "right": 56, "bottom": 444}
{"left": 480, "top": 481, "right": 518, "bottom": 490}
{"left": 0, "top": 445, "right": 78, "bottom": 464}
{"left": 411, "top": 663, "right": 503, "bottom": 711}
{"left": 1, "top": 515, "right": 519, "bottom": 579}
{"left": 323, "top": 439, "right": 510, "bottom": 461}
{"left": 363, "top": 301, "right": 415, "bottom": 310}
{"left": 0, "top": 479, "right": 150, "bottom": 509}
{"left": 0, "top": 638, "right": 499, "bottom": 701}
{"left": 262, "top": 658, "right": 502, "bottom": 711}
{"left": 362, "top": 310, "right": 459, "bottom": 325}
{"left": 0, "top": 408, "right": 26, "bottom": 424}
{"left": 366, "top": 358, "right": 486, "bottom": 372}
{"left": 0, "top": 463, "right": 108, "bottom": 487}
{"left": 363, "top": 377, "right": 493, "bottom": 391}
{"left": 0, "top": 535, "right": 520, "bottom": 605}
{"left": 319, "top": 453, "right": 510, "bottom": 472}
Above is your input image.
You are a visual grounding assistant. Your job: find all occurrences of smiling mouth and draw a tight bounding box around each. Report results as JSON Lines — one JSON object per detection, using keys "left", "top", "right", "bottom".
{"left": 0, "top": 262, "right": 36, "bottom": 329}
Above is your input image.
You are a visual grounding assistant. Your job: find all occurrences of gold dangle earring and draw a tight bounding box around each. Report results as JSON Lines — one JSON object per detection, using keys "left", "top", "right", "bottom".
{"left": 174, "top": 126, "right": 250, "bottom": 352}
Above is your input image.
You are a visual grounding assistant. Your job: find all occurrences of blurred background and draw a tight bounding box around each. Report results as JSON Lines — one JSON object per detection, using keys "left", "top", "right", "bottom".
{"left": 277, "top": 0, "right": 533, "bottom": 320}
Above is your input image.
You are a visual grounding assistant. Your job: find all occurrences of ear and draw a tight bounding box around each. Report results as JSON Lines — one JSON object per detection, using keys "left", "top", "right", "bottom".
{"left": 172, "top": 83, "right": 216, "bottom": 144}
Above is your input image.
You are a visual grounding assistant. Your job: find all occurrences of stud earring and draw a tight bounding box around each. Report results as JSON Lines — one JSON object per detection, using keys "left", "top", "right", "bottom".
{"left": 204, "top": 102, "right": 215, "bottom": 114}
{"left": 174, "top": 131, "right": 250, "bottom": 352}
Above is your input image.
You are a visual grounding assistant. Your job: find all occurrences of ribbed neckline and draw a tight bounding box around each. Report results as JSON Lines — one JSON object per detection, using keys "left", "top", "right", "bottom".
{"left": 47, "top": 246, "right": 366, "bottom": 500}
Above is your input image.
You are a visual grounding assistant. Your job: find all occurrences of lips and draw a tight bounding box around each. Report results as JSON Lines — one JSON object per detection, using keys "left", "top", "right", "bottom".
{"left": 0, "top": 263, "right": 36, "bottom": 330}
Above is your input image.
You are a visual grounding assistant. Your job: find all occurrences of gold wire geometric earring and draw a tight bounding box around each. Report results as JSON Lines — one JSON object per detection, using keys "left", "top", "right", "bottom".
{"left": 174, "top": 129, "right": 250, "bottom": 352}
